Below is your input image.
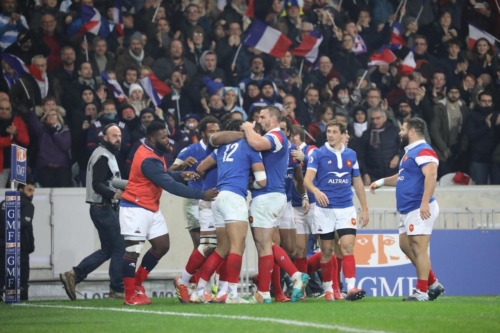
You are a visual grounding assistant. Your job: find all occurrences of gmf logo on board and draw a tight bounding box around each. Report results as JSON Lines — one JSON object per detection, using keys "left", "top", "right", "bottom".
{"left": 354, "top": 234, "right": 412, "bottom": 267}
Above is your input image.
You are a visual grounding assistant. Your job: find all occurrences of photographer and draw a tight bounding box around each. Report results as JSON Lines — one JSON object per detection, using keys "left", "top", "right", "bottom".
{"left": 60, "top": 124, "right": 125, "bottom": 300}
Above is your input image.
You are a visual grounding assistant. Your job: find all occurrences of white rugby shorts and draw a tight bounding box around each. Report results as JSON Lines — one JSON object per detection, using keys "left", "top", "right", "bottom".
{"left": 315, "top": 206, "right": 357, "bottom": 234}
{"left": 277, "top": 200, "right": 296, "bottom": 229}
{"left": 212, "top": 190, "right": 249, "bottom": 227}
{"left": 198, "top": 200, "right": 216, "bottom": 232}
{"left": 120, "top": 206, "right": 168, "bottom": 241}
{"left": 249, "top": 192, "right": 287, "bottom": 229}
{"left": 184, "top": 198, "right": 200, "bottom": 231}
{"left": 294, "top": 202, "right": 317, "bottom": 235}
{"left": 399, "top": 200, "right": 439, "bottom": 235}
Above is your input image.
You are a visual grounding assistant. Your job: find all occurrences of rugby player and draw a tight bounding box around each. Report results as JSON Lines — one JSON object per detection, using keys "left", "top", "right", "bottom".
{"left": 119, "top": 122, "right": 218, "bottom": 305}
{"left": 304, "top": 120, "right": 368, "bottom": 302}
{"left": 370, "top": 118, "right": 445, "bottom": 301}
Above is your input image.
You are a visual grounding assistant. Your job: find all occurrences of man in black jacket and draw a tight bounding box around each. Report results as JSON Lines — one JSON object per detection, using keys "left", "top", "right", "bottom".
{"left": 0, "top": 179, "right": 36, "bottom": 301}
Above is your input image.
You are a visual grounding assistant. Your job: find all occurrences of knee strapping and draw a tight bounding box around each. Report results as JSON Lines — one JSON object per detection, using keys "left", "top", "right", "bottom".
{"left": 125, "top": 242, "right": 145, "bottom": 254}
{"left": 198, "top": 235, "right": 217, "bottom": 254}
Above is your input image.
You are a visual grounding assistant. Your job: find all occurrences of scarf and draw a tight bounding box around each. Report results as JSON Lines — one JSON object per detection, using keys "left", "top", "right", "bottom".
{"left": 78, "top": 76, "right": 95, "bottom": 89}
{"left": 370, "top": 128, "right": 385, "bottom": 148}
{"left": 354, "top": 122, "right": 367, "bottom": 137}
{"left": 129, "top": 49, "right": 145, "bottom": 66}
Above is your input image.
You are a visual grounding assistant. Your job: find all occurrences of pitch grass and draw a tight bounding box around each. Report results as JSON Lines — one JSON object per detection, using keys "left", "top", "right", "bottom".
{"left": 1, "top": 296, "right": 499, "bottom": 333}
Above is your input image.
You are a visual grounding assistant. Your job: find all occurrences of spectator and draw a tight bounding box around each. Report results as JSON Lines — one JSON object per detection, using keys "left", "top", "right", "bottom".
{"left": 268, "top": 51, "right": 301, "bottom": 93}
{"left": 192, "top": 50, "right": 227, "bottom": 90}
{"left": 4, "top": 31, "right": 50, "bottom": 66}
{"left": 403, "top": 16, "right": 419, "bottom": 48}
{"left": 24, "top": 107, "right": 72, "bottom": 187}
{"left": 185, "top": 25, "right": 211, "bottom": 65}
{"left": 394, "top": 100, "right": 431, "bottom": 143}
{"left": 360, "top": 107, "right": 400, "bottom": 185}
{"left": 63, "top": 62, "right": 97, "bottom": 120}
{"left": 464, "top": 91, "right": 500, "bottom": 184}
{"left": 242, "top": 80, "right": 261, "bottom": 111}
{"left": 126, "top": 83, "right": 150, "bottom": 115}
{"left": 179, "top": 3, "right": 211, "bottom": 40}
{"left": 387, "top": 74, "right": 410, "bottom": 107}
{"left": 222, "top": 87, "right": 242, "bottom": 111}
{"left": 66, "top": 0, "right": 109, "bottom": 40}
{"left": 0, "top": 99, "right": 29, "bottom": 187}
{"left": 0, "top": 59, "right": 18, "bottom": 93}
{"left": 439, "top": 38, "right": 467, "bottom": 86}
{"left": 56, "top": 46, "right": 79, "bottom": 89}
{"left": 303, "top": 56, "right": 338, "bottom": 90}
{"left": 119, "top": 104, "right": 140, "bottom": 134}
{"left": 152, "top": 39, "right": 197, "bottom": 82}
{"left": 131, "top": 108, "right": 156, "bottom": 143}
{"left": 306, "top": 103, "right": 335, "bottom": 144}
{"left": 295, "top": 86, "right": 321, "bottom": 126}
{"left": 115, "top": 32, "right": 154, "bottom": 83}
{"left": 39, "top": 13, "right": 68, "bottom": 73}
{"left": 161, "top": 70, "right": 195, "bottom": 122}
{"left": 87, "top": 37, "right": 116, "bottom": 83}
{"left": 0, "top": 0, "right": 28, "bottom": 50}
{"left": 282, "top": 94, "right": 300, "bottom": 125}
{"left": 239, "top": 55, "right": 267, "bottom": 93}
{"left": 320, "top": 70, "right": 341, "bottom": 102}
{"left": 430, "top": 84, "right": 470, "bottom": 177}
{"left": 466, "top": 38, "right": 497, "bottom": 79}
{"left": 428, "top": 10, "right": 460, "bottom": 58}
{"left": 332, "top": 33, "right": 364, "bottom": 84}
{"left": 352, "top": 105, "right": 368, "bottom": 138}
{"left": 120, "top": 67, "right": 139, "bottom": 96}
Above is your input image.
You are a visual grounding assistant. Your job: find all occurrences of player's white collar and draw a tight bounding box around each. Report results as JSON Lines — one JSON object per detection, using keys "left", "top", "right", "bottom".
{"left": 325, "top": 143, "right": 345, "bottom": 154}
{"left": 299, "top": 142, "right": 306, "bottom": 149}
{"left": 200, "top": 140, "right": 207, "bottom": 150}
{"left": 266, "top": 127, "right": 281, "bottom": 135}
{"left": 404, "top": 140, "right": 426, "bottom": 152}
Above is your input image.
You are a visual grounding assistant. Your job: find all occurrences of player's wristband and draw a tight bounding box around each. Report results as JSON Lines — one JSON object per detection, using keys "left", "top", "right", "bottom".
{"left": 301, "top": 193, "right": 309, "bottom": 201}
{"left": 375, "top": 179, "right": 385, "bottom": 187}
{"left": 253, "top": 180, "right": 263, "bottom": 190}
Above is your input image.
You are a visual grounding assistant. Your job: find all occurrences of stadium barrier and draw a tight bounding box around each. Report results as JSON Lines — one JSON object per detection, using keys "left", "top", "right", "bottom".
{"left": 1, "top": 187, "right": 499, "bottom": 299}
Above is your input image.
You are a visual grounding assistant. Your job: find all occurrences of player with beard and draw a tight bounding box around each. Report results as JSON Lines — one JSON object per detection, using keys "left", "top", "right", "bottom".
{"left": 370, "top": 118, "right": 445, "bottom": 301}
{"left": 119, "top": 122, "right": 218, "bottom": 305}
{"left": 60, "top": 124, "right": 126, "bottom": 301}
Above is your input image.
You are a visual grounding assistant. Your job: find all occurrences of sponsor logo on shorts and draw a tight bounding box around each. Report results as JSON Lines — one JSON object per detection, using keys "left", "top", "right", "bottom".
{"left": 409, "top": 224, "right": 414, "bottom": 232}
{"left": 354, "top": 234, "right": 412, "bottom": 267}
{"left": 351, "top": 218, "right": 356, "bottom": 226}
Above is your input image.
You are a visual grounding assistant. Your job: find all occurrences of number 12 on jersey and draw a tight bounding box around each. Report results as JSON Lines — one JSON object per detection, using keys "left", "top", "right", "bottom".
{"left": 222, "top": 143, "right": 239, "bottom": 162}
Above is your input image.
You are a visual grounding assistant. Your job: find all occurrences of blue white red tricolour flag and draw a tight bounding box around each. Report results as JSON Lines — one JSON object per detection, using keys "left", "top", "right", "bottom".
{"left": 1, "top": 53, "right": 43, "bottom": 82}
{"left": 291, "top": 31, "right": 323, "bottom": 63}
{"left": 79, "top": 5, "right": 101, "bottom": 36}
{"left": 112, "top": 0, "right": 123, "bottom": 36}
{"left": 399, "top": 50, "right": 416, "bottom": 75}
{"left": 243, "top": 19, "right": 292, "bottom": 58}
{"left": 390, "top": 22, "right": 406, "bottom": 50}
{"left": 368, "top": 46, "right": 397, "bottom": 66}
{"left": 140, "top": 73, "right": 172, "bottom": 107}
{"left": 284, "top": 0, "right": 304, "bottom": 8}
{"left": 101, "top": 72, "right": 126, "bottom": 102}
{"left": 468, "top": 24, "right": 497, "bottom": 50}
{"left": 352, "top": 35, "right": 367, "bottom": 55}
{"left": 217, "top": 0, "right": 225, "bottom": 12}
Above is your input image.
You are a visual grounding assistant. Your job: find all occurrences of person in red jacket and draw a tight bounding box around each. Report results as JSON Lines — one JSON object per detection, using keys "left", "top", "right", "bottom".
{"left": 0, "top": 99, "right": 29, "bottom": 187}
{"left": 306, "top": 103, "right": 335, "bottom": 145}
{"left": 119, "top": 121, "right": 218, "bottom": 306}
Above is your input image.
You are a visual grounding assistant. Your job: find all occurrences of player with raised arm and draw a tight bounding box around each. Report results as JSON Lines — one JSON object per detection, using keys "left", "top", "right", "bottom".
{"left": 370, "top": 118, "right": 445, "bottom": 301}
{"left": 210, "top": 107, "right": 310, "bottom": 303}
{"left": 119, "top": 122, "right": 218, "bottom": 305}
{"left": 174, "top": 117, "right": 221, "bottom": 303}
{"left": 304, "top": 120, "right": 368, "bottom": 302}
{"left": 190, "top": 120, "right": 266, "bottom": 304}
{"left": 171, "top": 117, "right": 221, "bottom": 250}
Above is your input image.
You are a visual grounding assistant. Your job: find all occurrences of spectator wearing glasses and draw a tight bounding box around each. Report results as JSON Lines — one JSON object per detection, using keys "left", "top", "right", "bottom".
{"left": 179, "top": 4, "right": 211, "bottom": 41}
{"left": 464, "top": 91, "right": 500, "bottom": 184}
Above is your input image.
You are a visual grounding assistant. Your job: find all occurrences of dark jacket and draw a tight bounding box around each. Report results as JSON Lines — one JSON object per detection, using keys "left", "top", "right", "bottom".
{"left": 151, "top": 57, "right": 198, "bottom": 82}
{"left": 360, "top": 120, "right": 401, "bottom": 179}
{"left": 0, "top": 192, "right": 35, "bottom": 253}
{"left": 115, "top": 51, "right": 154, "bottom": 83}
{"left": 464, "top": 108, "right": 500, "bottom": 164}
{"left": 10, "top": 73, "right": 63, "bottom": 115}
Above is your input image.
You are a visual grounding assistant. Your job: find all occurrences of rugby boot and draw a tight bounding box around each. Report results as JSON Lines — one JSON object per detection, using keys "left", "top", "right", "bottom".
{"left": 428, "top": 281, "right": 445, "bottom": 301}
{"left": 174, "top": 277, "right": 190, "bottom": 303}
{"left": 403, "top": 289, "right": 429, "bottom": 301}
{"left": 345, "top": 287, "right": 366, "bottom": 301}
{"left": 291, "top": 273, "right": 310, "bottom": 302}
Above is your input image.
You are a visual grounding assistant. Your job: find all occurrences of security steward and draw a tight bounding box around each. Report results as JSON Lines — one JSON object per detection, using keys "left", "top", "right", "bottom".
{"left": 0, "top": 179, "right": 36, "bottom": 301}
{"left": 60, "top": 124, "right": 125, "bottom": 300}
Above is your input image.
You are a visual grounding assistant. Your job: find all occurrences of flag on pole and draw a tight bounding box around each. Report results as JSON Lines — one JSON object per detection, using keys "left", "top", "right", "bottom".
{"left": 468, "top": 24, "right": 497, "bottom": 49}
{"left": 101, "top": 72, "right": 126, "bottom": 102}
{"left": 390, "top": 22, "right": 406, "bottom": 50}
{"left": 399, "top": 50, "right": 416, "bottom": 75}
{"left": 140, "top": 73, "right": 172, "bottom": 107}
{"left": 1, "top": 53, "right": 43, "bottom": 82}
{"left": 291, "top": 31, "right": 323, "bottom": 63}
{"left": 112, "top": 0, "right": 123, "bottom": 36}
{"left": 352, "top": 35, "right": 367, "bottom": 55}
{"left": 79, "top": 5, "right": 101, "bottom": 36}
{"left": 217, "top": 0, "right": 226, "bottom": 12}
{"left": 368, "top": 46, "right": 397, "bottom": 66}
{"left": 243, "top": 19, "right": 292, "bottom": 58}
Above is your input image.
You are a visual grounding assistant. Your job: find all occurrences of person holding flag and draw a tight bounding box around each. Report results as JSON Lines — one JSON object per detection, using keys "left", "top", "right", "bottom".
{"left": 66, "top": 2, "right": 110, "bottom": 40}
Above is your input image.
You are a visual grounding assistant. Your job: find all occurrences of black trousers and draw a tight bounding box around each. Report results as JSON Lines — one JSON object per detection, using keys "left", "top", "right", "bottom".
{"left": 38, "top": 166, "right": 72, "bottom": 188}
{"left": 0, "top": 248, "right": 31, "bottom": 301}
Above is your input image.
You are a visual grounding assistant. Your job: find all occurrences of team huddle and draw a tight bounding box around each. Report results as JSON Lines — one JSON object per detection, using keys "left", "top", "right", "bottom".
{"left": 116, "top": 107, "right": 445, "bottom": 305}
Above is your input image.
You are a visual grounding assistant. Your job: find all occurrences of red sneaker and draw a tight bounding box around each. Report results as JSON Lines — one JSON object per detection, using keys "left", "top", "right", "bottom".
{"left": 204, "top": 292, "right": 213, "bottom": 302}
{"left": 134, "top": 285, "right": 152, "bottom": 305}
{"left": 175, "top": 277, "right": 190, "bottom": 303}
{"left": 212, "top": 293, "right": 227, "bottom": 303}
{"left": 124, "top": 292, "right": 151, "bottom": 306}
{"left": 324, "top": 291, "right": 335, "bottom": 301}
{"left": 334, "top": 289, "right": 345, "bottom": 300}
{"left": 275, "top": 294, "right": 290, "bottom": 302}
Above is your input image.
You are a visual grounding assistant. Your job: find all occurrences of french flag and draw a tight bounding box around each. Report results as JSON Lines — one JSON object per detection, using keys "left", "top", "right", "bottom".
{"left": 112, "top": 0, "right": 123, "bottom": 36}
{"left": 291, "top": 32, "right": 323, "bottom": 63}
{"left": 243, "top": 19, "right": 292, "bottom": 58}
{"left": 217, "top": 0, "right": 226, "bottom": 12}
{"left": 390, "top": 22, "right": 406, "bottom": 50}
{"left": 468, "top": 24, "right": 497, "bottom": 50}
{"left": 140, "top": 73, "right": 172, "bottom": 107}
{"left": 1, "top": 53, "right": 43, "bottom": 82}
{"left": 101, "top": 71, "right": 126, "bottom": 102}
{"left": 79, "top": 5, "right": 101, "bottom": 36}
{"left": 368, "top": 46, "right": 397, "bottom": 66}
{"left": 352, "top": 35, "right": 367, "bottom": 55}
{"left": 399, "top": 50, "right": 416, "bottom": 75}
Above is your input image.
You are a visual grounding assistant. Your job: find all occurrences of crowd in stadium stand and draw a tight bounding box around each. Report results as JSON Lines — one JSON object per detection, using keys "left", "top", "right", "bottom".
{"left": 0, "top": 0, "right": 499, "bottom": 187}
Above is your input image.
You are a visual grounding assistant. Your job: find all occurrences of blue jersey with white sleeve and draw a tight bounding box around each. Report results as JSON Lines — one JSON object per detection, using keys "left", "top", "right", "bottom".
{"left": 291, "top": 143, "right": 317, "bottom": 207}
{"left": 285, "top": 143, "right": 300, "bottom": 202}
{"left": 307, "top": 144, "right": 360, "bottom": 209}
{"left": 202, "top": 146, "right": 218, "bottom": 191}
{"left": 215, "top": 139, "right": 263, "bottom": 198}
{"left": 176, "top": 140, "right": 207, "bottom": 190}
{"left": 396, "top": 140, "right": 439, "bottom": 214}
{"left": 252, "top": 128, "right": 288, "bottom": 198}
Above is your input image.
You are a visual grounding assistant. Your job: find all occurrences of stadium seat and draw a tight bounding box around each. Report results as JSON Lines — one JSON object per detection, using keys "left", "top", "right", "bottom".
{"left": 439, "top": 173, "right": 473, "bottom": 186}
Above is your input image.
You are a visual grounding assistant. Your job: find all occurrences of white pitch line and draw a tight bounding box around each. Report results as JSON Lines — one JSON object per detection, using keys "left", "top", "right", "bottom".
{"left": 15, "top": 303, "right": 391, "bottom": 333}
